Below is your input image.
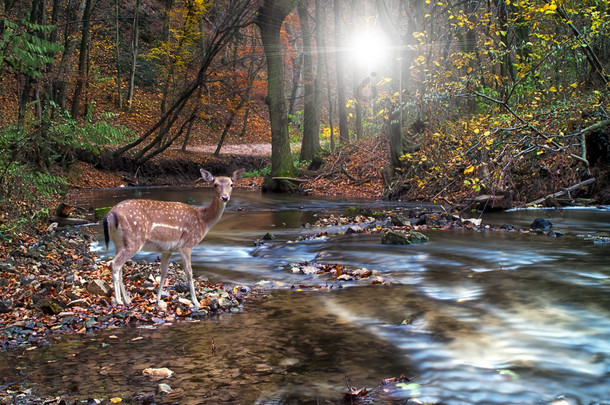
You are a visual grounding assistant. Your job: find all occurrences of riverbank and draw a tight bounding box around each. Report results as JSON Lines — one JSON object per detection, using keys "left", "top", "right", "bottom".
{"left": 0, "top": 226, "right": 250, "bottom": 352}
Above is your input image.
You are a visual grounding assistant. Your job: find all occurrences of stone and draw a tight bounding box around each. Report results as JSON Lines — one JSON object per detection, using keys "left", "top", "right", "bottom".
{"left": 157, "top": 383, "right": 173, "bottom": 395}
{"left": 262, "top": 232, "right": 275, "bottom": 240}
{"left": 344, "top": 206, "right": 373, "bottom": 218}
{"left": 547, "top": 229, "right": 565, "bottom": 237}
{"left": 0, "top": 262, "right": 17, "bottom": 273}
{"left": 352, "top": 268, "right": 373, "bottom": 278}
{"left": 36, "top": 298, "right": 64, "bottom": 315}
{"left": 531, "top": 217, "right": 552, "bottom": 229}
{"left": 381, "top": 230, "right": 429, "bottom": 245}
{"left": 142, "top": 367, "right": 174, "bottom": 379}
{"left": 390, "top": 214, "right": 409, "bottom": 226}
{"left": 94, "top": 207, "right": 112, "bottom": 221}
{"left": 0, "top": 299, "right": 13, "bottom": 313}
{"left": 345, "top": 225, "right": 362, "bottom": 234}
{"left": 87, "top": 279, "right": 111, "bottom": 297}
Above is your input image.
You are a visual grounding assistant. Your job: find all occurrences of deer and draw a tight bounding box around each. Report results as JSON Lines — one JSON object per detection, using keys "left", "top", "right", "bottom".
{"left": 102, "top": 168, "right": 244, "bottom": 309}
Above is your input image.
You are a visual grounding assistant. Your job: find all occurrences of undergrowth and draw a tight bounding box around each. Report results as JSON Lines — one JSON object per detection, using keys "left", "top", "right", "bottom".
{"left": 0, "top": 105, "right": 133, "bottom": 235}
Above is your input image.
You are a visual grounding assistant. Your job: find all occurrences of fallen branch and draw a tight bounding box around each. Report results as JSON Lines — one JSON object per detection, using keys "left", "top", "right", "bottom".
{"left": 271, "top": 177, "right": 309, "bottom": 183}
{"left": 524, "top": 178, "right": 595, "bottom": 207}
{"left": 341, "top": 166, "right": 357, "bottom": 182}
{"left": 352, "top": 176, "right": 376, "bottom": 187}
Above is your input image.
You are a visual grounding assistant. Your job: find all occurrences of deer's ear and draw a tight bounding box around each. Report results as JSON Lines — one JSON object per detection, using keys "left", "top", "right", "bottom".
{"left": 200, "top": 169, "right": 214, "bottom": 182}
{"left": 232, "top": 168, "right": 245, "bottom": 182}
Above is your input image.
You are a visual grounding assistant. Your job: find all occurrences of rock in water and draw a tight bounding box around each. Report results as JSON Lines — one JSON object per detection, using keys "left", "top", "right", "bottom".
{"left": 531, "top": 217, "right": 552, "bottom": 229}
{"left": 381, "top": 230, "right": 429, "bottom": 245}
{"left": 95, "top": 207, "right": 112, "bottom": 221}
{"left": 157, "top": 383, "right": 173, "bottom": 395}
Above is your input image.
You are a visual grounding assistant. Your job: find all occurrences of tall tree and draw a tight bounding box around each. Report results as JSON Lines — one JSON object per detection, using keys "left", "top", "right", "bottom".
{"left": 255, "top": 0, "right": 299, "bottom": 191}
{"left": 333, "top": 0, "right": 349, "bottom": 144}
{"left": 378, "top": 0, "right": 404, "bottom": 168}
{"left": 51, "top": 0, "right": 87, "bottom": 111}
{"left": 298, "top": 0, "right": 320, "bottom": 162}
{"left": 71, "top": 0, "right": 93, "bottom": 118}
{"left": 127, "top": 0, "right": 141, "bottom": 110}
{"left": 317, "top": 0, "right": 335, "bottom": 151}
{"left": 115, "top": 0, "right": 123, "bottom": 109}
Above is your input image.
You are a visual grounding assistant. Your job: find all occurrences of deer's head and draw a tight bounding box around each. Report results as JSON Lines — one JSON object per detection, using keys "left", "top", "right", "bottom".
{"left": 200, "top": 168, "right": 245, "bottom": 203}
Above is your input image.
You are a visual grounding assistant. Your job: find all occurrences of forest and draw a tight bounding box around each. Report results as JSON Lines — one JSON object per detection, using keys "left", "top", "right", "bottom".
{"left": 0, "top": 0, "right": 609, "bottom": 229}
{"left": 1, "top": 1, "right": 610, "bottom": 402}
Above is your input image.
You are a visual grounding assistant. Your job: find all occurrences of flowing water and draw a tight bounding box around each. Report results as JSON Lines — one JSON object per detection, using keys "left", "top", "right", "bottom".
{"left": 1, "top": 187, "right": 609, "bottom": 404}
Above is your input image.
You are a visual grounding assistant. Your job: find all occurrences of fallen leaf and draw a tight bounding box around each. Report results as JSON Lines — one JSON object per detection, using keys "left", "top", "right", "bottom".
{"left": 142, "top": 367, "right": 174, "bottom": 379}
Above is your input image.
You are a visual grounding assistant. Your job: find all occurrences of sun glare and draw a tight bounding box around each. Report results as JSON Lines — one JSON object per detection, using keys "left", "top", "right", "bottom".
{"left": 349, "top": 28, "right": 391, "bottom": 71}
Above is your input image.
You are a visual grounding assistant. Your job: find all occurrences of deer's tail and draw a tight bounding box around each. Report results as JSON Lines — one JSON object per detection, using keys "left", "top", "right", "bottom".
{"left": 102, "top": 211, "right": 118, "bottom": 250}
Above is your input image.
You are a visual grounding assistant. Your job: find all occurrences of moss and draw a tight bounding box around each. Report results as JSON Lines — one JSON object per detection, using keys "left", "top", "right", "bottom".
{"left": 94, "top": 206, "right": 112, "bottom": 221}
{"left": 344, "top": 206, "right": 373, "bottom": 217}
{"left": 381, "top": 230, "right": 429, "bottom": 245}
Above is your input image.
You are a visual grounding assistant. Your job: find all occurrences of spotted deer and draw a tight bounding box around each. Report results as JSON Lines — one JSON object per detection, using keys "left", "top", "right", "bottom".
{"left": 102, "top": 168, "right": 245, "bottom": 308}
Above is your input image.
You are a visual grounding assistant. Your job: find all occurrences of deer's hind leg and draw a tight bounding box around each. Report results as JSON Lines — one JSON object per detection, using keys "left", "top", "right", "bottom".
{"left": 156, "top": 252, "right": 171, "bottom": 306}
{"left": 180, "top": 248, "right": 200, "bottom": 309}
{"left": 111, "top": 247, "right": 137, "bottom": 305}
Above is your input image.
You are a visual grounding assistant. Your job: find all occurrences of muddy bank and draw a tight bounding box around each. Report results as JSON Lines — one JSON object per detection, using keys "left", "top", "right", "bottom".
{"left": 73, "top": 148, "right": 269, "bottom": 188}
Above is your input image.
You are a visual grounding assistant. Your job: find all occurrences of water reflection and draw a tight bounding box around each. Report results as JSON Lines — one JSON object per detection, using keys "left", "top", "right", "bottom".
{"left": 1, "top": 188, "right": 609, "bottom": 404}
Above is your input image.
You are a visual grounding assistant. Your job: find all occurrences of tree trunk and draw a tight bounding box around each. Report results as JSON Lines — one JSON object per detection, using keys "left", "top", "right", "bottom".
{"left": 115, "top": 0, "right": 123, "bottom": 109}
{"left": 52, "top": 0, "right": 87, "bottom": 110}
{"left": 288, "top": 52, "right": 303, "bottom": 124}
{"left": 318, "top": 0, "right": 334, "bottom": 151}
{"left": 127, "top": 0, "right": 141, "bottom": 110}
{"left": 159, "top": 0, "right": 174, "bottom": 114}
{"left": 333, "top": 0, "right": 349, "bottom": 144}
{"left": 298, "top": 0, "right": 320, "bottom": 162}
{"left": 71, "top": 0, "right": 94, "bottom": 118}
{"left": 350, "top": 0, "right": 363, "bottom": 141}
{"left": 256, "top": 0, "right": 298, "bottom": 190}
{"left": 379, "top": 0, "right": 404, "bottom": 168}
{"left": 17, "top": 0, "right": 44, "bottom": 128}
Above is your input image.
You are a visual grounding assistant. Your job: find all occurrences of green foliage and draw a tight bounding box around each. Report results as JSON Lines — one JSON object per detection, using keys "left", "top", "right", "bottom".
{"left": 0, "top": 104, "right": 134, "bottom": 228}
{"left": 45, "top": 103, "right": 135, "bottom": 160}
{"left": 0, "top": 16, "right": 63, "bottom": 78}
{"left": 243, "top": 166, "right": 271, "bottom": 178}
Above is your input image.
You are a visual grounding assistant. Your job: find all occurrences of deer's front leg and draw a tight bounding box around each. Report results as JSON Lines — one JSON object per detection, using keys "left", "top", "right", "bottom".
{"left": 180, "top": 248, "right": 200, "bottom": 309}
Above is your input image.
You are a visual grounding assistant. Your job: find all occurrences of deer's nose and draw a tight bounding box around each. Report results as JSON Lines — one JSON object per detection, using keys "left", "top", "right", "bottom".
{"left": 221, "top": 196, "right": 230, "bottom": 202}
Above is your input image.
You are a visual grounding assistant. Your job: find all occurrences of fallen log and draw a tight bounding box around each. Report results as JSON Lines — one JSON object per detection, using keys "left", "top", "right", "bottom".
{"left": 49, "top": 216, "right": 90, "bottom": 226}
{"left": 525, "top": 178, "right": 595, "bottom": 207}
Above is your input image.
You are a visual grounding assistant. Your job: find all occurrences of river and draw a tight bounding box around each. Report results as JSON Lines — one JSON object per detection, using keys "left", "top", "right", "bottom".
{"left": 1, "top": 187, "right": 609, "bottom": 404}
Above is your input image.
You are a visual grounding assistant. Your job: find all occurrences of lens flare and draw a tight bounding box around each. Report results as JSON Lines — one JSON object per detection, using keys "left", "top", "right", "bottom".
{"left": 349, "top": 28, "right": 391, "bottom": 71}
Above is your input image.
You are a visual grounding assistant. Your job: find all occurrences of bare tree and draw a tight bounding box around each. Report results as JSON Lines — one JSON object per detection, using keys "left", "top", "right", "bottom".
{"left": 113, "top": 0, "right": 256, "bottom": 165}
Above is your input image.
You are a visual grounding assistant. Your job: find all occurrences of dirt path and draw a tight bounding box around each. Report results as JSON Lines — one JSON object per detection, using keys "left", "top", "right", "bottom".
{"left": 178, "top": 143, "right": 272, "bottom": 156}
